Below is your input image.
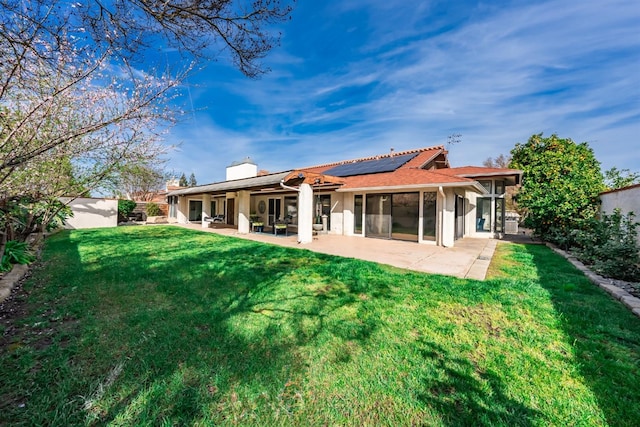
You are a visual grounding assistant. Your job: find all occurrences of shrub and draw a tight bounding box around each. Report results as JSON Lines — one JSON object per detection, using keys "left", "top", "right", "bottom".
{"left": 146, "top": 202, "right": 163, "bottom": 217}
{"left": 573, "top": 210, "right": 640, "bottom": 281}
{"left": 118, "top": 199, "right": 137, "bottom": 218}
{"left": 546, "top": 225, "right": 577, "bottom": 251}
{"left": 1, "top": 240, "right": 35, "bottom": 272}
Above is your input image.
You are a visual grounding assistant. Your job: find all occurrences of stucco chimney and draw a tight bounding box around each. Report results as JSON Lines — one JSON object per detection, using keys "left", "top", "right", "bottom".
{"left": 226, "top": 157, "right": 258, "bottom": 181}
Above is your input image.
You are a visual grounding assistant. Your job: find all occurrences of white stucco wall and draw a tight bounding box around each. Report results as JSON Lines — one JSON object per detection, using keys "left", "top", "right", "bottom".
{"left": 600, "top": 184, "right": 640, "bottom": 246}
{"left": 177, "top": 196, "right": 189, "bottom": 224}
{"left": 61, "top": 197, "right": 118, "bottom": 229}
{"left": 342, "top": 193, "right": 356, "bottom": 236}
{"left": 329, "top": 193, "right": 344, "bottom": 235}
{"left": 441, "top": 188, "right": 456, "bottom": 247}
{"left": 600, "top": 185, "right": 640, "bottom": 217}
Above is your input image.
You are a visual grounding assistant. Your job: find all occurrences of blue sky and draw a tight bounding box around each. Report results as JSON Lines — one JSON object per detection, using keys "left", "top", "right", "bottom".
{"left": 165, "top": 0, "right": 640, "bottom": 184}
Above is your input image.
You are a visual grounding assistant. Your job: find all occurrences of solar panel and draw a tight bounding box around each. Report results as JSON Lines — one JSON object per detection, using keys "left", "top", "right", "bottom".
{"left": 323, "top": 152, "right": 419, "bottom": 177}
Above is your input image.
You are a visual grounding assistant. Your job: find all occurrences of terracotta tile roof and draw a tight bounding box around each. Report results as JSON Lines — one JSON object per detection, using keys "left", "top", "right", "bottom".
{"left": 401, "top": 148, "right": 448, "bottom": 169}
{"left": 182, "top": 146, "right": 520, "bottom": 195}
{"left": 338, "top": 168, "right": 480, "bottom": 190}
{"left": 296, "top": 146, "right": 522, "bottom": 191}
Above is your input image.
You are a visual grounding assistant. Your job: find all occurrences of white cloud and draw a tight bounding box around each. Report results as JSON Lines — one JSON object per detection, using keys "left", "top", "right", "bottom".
{"left": 165, "top": 0, "right": 640, "bottom": 184}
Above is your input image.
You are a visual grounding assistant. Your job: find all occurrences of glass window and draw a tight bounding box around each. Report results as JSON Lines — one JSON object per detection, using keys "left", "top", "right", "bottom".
{"left": 495, "top": 198, "right": 504, "bottom": 233}
{"left": 479, "top": 180, "right": 492, "bottom": 193}
{"left": 169, "top": 196, "right": 177, "bottom": 218}
{"left": 189, "top": 200, "right": 202, "bottom": 221}
{"left": 423, "top": 192, "right": 437, "bottom": 241}
{"left": 476, "top": 198, "right": 491, "bottom": 232}
{"left": 210, "top": 201, "right": 216, "bottom": 216}
{"left": 284, "top": 196, "right": 297, "bottom": 225}
{"left": 495, "top": 180, "right": 505, "bottom": 195}
{"left": 268, "top": 198, "right": 281, "bottom": 225}
{"left": 366, "top": 194, "right": 391, "bottom": 238}
{"left": 354, "top": 195, "right": 363, "bottom": 234}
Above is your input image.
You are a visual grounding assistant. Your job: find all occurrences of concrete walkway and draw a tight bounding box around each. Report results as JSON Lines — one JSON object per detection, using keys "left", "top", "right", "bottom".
{"left": 174, "top": 223, "right": 496, "bottom": 280}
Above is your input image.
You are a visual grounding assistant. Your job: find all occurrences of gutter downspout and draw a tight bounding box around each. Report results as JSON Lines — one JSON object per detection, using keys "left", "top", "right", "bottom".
{"left": 438, "top": 186, "right": 445, "bottom": 247}
{"left": 280, "top": 180, "right": 300, "bottom": 193}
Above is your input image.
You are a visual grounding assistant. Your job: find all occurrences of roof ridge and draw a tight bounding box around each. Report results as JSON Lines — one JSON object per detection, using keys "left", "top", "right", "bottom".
{"left": 301, "top": 145, "right": 445, "bottom": 170}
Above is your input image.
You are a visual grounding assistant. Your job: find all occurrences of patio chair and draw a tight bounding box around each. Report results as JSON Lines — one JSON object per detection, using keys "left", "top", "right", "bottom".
{"left": 273, "top": 222, "right": 288, "bottom": 236}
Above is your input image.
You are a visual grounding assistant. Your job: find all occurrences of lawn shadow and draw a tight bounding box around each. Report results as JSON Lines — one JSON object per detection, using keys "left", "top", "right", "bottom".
{"left": 523, "top": 244, "right": 640, "bottom": 426}
{"left": 44, "top": 226, "right": 396, "bottom": 425}
{"left": 415, "top": 338, "right": 541, "bottom": 426}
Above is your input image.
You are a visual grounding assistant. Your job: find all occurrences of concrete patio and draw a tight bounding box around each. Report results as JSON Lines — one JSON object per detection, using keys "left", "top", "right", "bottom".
{"left": 174, "top": 223, "right": 498, "bottom": 280}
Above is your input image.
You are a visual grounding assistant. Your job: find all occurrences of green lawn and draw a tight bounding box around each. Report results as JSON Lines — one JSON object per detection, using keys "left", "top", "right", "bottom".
{"left": 1, "top": 226, "right": 639, "bottom": 426}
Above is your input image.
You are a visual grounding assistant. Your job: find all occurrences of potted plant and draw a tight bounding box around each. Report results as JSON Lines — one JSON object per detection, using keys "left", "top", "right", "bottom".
{"left": 313, "top": 215, "right": 323, "bottom": 231}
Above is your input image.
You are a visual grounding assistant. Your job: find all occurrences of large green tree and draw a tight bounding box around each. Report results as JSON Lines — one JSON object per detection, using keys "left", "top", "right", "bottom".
{"left": 510, "top": 134, "right": 605, "bottom": 239}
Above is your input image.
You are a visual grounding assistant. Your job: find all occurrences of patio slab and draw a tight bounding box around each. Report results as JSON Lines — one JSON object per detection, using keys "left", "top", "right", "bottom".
{"left": 174, "top": 223, "right": 495, "bottom": 280}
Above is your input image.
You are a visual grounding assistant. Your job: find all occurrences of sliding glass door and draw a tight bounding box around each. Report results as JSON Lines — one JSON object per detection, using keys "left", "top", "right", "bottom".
{"left": 365, "top": 193, "right": 419, "bottom": 241}
{"left": 365, "top": 194, "right": 391, "bottom": 238}
{"left": 391, "top": 193, "right": 419, "bottom": 242}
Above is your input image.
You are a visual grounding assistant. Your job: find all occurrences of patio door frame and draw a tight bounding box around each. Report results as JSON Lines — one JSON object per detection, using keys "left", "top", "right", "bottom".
{"left": 268, "top": 197, "right": 282, "bottom": 226}
{"left": 188, "top": 200, "right": 202, "bottom": 222}
{"left": 455, "top": 195, "right": 465, "bottom": 240}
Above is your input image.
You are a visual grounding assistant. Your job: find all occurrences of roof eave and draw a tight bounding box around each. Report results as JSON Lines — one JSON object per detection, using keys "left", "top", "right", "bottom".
{"left": 337, "top": 181, "right": 488, "bottom": 193}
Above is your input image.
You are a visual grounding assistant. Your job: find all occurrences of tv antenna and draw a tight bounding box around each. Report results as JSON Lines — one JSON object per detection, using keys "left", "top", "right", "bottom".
{"left": 447, "top": 133, "right": 462, "bottom": 148}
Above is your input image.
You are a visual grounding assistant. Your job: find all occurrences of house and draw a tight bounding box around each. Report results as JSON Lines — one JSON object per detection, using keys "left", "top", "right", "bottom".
{"left": 166, "top": 146, "right": 522, "bottom": 246}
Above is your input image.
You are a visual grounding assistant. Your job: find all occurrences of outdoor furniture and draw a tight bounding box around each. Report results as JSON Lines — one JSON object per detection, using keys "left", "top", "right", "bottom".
{"left": 252, "top": 221, "right": 264, "bottom": 233}
{"left": 274, "top": 223, "right": 288, "bottom": 236}
{"left": 212, "top": 214, "right": 225, "bottom": 223}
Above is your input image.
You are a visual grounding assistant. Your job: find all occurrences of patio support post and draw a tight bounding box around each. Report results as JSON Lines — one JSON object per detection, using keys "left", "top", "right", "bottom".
{"left": 237, "top": 190, "right": 251, "bottom": 234}
{"left": 201, "top": 194, "right": 211, "bottom": 228}
{"left": 441, "top": 188, "right": 455, "bottom": 247}
{"left": 177, "top": 196, "right": 188, "bottom": 224}
{"left": 298, "top": 183, "right": 313, "bottom": 244}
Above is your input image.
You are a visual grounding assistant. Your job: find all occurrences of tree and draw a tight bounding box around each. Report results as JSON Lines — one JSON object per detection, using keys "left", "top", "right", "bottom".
{"left": 483, "top": 154, "right": 511, "bottom": 169}
{"left": 179, "top": 173, "right": 189, "bottom": 187}
{"left": 114, "top": 164, "right": 168, "bottom": 201}
{"left": 189, "top": 173, "right": 197, "bottom": 187}
{"left": 0, "top": 0, "right": 294, "bottom": 260}
{"left": 510, "top": 134, "right": 605, "bottom": 240}
{"left": 603, "top": 167, "right": 640, "bottom": 190}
